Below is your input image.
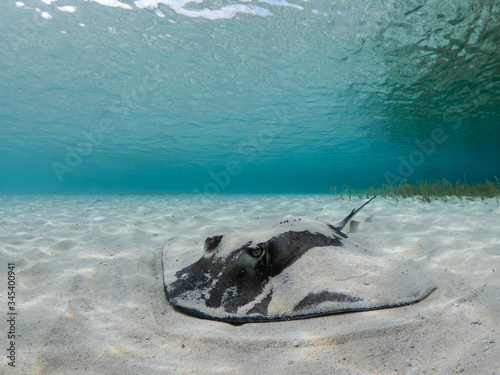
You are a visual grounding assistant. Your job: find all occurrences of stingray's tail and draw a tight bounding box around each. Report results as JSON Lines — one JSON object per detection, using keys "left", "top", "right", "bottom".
{"left": 335, "top": 196, "right": 376, "bottom": 231}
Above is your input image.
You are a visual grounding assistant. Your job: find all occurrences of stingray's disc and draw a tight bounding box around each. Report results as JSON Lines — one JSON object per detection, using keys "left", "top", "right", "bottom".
{"left": 162, "top": 218, "right": 436, "bottom": 323}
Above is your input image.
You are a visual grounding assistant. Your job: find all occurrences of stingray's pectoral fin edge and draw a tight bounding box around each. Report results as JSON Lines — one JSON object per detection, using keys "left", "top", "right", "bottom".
{"left": 163, "top": 285, "right": 437, "bottom": 325}
{"left": 165, "top": 296, "right": 267, "bottom": 324}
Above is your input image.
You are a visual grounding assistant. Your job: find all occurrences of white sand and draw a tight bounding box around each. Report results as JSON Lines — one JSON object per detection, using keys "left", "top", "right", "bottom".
{"left": 0, "top": 194, "right": 498, "bottom": 374}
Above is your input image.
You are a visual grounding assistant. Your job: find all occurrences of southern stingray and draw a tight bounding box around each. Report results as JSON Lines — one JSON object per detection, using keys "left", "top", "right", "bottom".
{"left": 162, "top": 197, "right": 436, "bottom": 323}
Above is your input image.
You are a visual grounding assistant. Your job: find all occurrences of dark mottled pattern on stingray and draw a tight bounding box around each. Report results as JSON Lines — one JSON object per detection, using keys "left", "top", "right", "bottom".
{"left": 246, "top": 291, "right": 273, "bottom": 315}
{"left": 168, "top": 230, "right": 343, "bottom": 313}
{"left": 162, "top": 197, "right": 437, "bottom": 323}
{"left": 254, "top": 231, "right": 343, "bottom": 277}
{"left": 294, "top": 291, "right": 362, "bottom": 312}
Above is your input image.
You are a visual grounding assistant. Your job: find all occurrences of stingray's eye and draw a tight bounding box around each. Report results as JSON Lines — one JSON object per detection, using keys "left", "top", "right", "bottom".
{"left": 250, "top": 247, "right": 263, "bottom": 258}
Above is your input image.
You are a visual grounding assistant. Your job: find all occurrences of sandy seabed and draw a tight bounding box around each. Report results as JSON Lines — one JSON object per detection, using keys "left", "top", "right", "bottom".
{"left": 0, "top": 194, "right": 498, "bottom": 375}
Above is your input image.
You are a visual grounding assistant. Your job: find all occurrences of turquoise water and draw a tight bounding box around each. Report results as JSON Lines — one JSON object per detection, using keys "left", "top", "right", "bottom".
{"left": 1, "top": 0, "right": 499, "bottom": 194}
